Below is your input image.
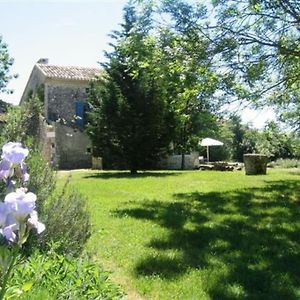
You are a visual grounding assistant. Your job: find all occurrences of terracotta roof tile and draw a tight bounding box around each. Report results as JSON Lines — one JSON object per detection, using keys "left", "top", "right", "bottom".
{"left": 37, "top": 64, "right": 100, "bottom": 81}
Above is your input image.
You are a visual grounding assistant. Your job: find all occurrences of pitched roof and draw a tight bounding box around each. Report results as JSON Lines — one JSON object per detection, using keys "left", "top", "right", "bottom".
{"left": 36, "top": 63, "right": 101, "bottom": 81}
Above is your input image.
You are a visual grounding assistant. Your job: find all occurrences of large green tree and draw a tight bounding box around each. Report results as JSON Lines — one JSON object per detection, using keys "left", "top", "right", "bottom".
{"left": 87, "top": 1, "right": 174, "bottom": 173}
{"left": 0, "top": 35, "right": 14, "bottom": 95}
{"left": 156, "top": 1, "right": 221, "bottom": 168}
{"left": 210, "top": 0, "right": 300, "bottom": 128}
{"left": 158, "top": 1, "right": 300, "bottom": 129}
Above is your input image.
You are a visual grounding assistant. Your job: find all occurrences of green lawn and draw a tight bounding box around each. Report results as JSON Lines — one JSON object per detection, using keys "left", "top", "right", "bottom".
{"left": 58, "top": 169, "right": 300, "bottom": 300}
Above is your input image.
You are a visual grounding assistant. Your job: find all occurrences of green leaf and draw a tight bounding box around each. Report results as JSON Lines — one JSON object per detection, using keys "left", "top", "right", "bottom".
{"left": 22, "top": 281, "right": 34, "bottom": 292}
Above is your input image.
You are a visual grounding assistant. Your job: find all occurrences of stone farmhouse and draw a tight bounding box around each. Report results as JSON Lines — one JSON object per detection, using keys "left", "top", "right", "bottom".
{"left": 21, "top": 59, "right": 101, "bottom": 169}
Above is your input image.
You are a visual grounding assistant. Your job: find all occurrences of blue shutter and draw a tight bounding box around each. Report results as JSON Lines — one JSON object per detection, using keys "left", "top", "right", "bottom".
{"left": 75, "top": 101, "right": 84, "bottom": 127}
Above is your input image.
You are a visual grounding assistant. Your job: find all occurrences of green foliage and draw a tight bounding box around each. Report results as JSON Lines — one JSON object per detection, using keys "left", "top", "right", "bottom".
{"left": 89, "top": 1, "right": 223, "bottom": 171}
{"left": 39, "top": 179, "right": 91, "bottom": 256}
{"left": 8, "top": 248, "right": 123, "bottom": 299}
{"left": 201, "top": 116, "right": 300, "bottom": 162}
{"left": 159, "top": 1, "right": 300, "bottom": 129}
{"left": 88, "top": 2, "right": 174, "bottom": 173}
{"left": 0, "top": 95, "right": 42, "bottom": 146}
{"left": 210, "top": 0, "right": 300, "bottom": 128}
{"left": 0, "top": 35, "right": 15, "bottom": 94}
{"left": 155, "top": 2, "right": 221, "bottom": 168}
{"left": 269, "top": 158, "right": 300, "bottom": 169}
{"left": 1, "top": 96, "right": 91, "bottom": 257}
{"left": 254, "top": 121, "right": 296, "bottom": 159}
{"left": 161, "top": 33, "right": 219, "bottom": 157}
{"left": 26, "top": 149, "right": 56, "bottom": 212}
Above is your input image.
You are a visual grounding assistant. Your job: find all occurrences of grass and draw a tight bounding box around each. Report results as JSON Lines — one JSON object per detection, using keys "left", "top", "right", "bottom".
{"left": 58, "top": 169, "right": 300, "bottom": 300}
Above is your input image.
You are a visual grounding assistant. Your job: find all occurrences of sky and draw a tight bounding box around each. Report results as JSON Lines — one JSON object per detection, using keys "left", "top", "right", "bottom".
{"left": 0, "top": 0, "right": 275, "bottom": 128}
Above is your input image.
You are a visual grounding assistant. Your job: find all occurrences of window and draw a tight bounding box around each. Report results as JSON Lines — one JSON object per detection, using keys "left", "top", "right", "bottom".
{"left": 75, "top": 101, "right": 89, "bottom": 127}
{"left": 75, "top": 101, "right": 84, "bottom": 127}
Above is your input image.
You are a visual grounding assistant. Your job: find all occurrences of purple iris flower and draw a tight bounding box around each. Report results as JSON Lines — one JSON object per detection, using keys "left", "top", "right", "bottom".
{"left": 28, "top": 210, "right": 45, "bottom": 234}
{"left": 4, "top": 188, "right": 36, "bottom": 220}
{"left": 0, "top": 160, "right": 13, "bottom": 180}
{"left": 2, "top": 142, "right": 29, "bottom": 164}
{"left": 1, "top": 224, "right": 18, "bottom": 243}
{"left": 0, "top": 142, "right": 45, "bottom": 245}
{"left": 20, "top": 162, "right": 29, "bottom": 182}
{"left": 0, "top": 202, "right": 8, "bottom": 227}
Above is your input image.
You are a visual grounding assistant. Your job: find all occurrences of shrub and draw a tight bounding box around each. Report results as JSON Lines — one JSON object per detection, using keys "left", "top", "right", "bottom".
{"left": 26, "top": 149, "right": 56, "bottom": 212}
{"left": 39, "top": 180, "right": 91, "bottom": 256}
{"left": 0, "top": 95, "right": 42, "bottom": 146}
{"left": 268, "top": 158, "right": 300, "bottom": 169}
{"left": 8, "top": 248, "right": 123, "bottom": 299}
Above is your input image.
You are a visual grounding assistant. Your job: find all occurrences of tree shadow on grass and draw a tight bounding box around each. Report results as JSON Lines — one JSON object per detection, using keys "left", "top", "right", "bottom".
{"left": 114, "top": 179, "right": 300, "bottom": 299}
{"left": 83, "top": 171, "right": 182, "bottom": 180}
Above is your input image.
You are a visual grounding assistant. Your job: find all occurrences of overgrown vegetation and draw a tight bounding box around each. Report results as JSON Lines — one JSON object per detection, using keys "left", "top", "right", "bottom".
{"left": 8, "top": 248, "right": 123, "bottom": 299}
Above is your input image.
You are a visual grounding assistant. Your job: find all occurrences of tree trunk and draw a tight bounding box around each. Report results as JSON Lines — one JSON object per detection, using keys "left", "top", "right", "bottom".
{"left": 130, "top": 169, "right": 137, "bottom": 175}
{"left": 180, "top": 124, "right": 187, "bottom": 170}
{"left": 181, "top": 152, "right": 185, "bottom": 170}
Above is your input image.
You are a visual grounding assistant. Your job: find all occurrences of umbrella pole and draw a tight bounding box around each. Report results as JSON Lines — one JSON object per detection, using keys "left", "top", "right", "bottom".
{"left": 207, "top": 146, "right": 209, "bottom": 162}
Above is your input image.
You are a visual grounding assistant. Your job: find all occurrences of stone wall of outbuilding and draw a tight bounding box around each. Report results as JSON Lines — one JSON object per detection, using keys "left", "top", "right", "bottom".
{"left": 54, "top": 124, "right": 92, "bottom": 169}
{"left": 45, "top": 80, "right": 89, "bottom": 124}
{"left": 43, "top": 79, "right": 92, "bottom": 169}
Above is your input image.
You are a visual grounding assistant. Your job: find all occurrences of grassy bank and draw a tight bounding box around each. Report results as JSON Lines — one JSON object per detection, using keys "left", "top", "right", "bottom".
{"left": 58, "top": 169, "right": 300, "bottom": 299}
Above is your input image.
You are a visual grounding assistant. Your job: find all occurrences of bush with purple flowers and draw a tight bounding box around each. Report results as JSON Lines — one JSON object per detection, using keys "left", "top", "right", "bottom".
{"left": 0, "top": 142, "right": 45, "bottom": 299}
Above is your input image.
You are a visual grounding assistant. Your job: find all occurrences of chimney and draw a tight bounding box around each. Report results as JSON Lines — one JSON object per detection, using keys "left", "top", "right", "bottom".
{"left": 37, "top": 58, "right": 49, "bottom": 64}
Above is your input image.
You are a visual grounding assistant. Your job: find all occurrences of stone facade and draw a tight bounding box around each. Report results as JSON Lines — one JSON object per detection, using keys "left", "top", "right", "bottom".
{"left": 54, "top": 123, "right": 92, "bottom": 169}
{"left": 45, "top": 80, "right": 88, "bottom": 124}
{"left": 21, "top": 60, "right": 100, "bottom": 169}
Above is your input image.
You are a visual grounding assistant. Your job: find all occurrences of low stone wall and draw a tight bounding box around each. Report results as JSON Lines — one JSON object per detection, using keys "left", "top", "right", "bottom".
{"left": 54, "top": 124, "right": 92, "bottom": 169}
{"left": 159, "top": 152, "right": 199, "bottom": 170}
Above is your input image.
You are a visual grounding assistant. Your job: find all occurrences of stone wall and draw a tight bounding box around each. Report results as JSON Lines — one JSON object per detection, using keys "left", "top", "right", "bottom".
{"left": 20, "top": 66, "right": 45, "bottom": 104}
{"left": 45, "top": 80, "right": 89, "bottom": 124}
{"left": 159, "top": 152, "right": 199, "bottom": 170}
{"left": 44, "top": 80, "right": 92, "bottom": 169}
{"left": 54, "top": 124, "right": 92, "bottom": 169}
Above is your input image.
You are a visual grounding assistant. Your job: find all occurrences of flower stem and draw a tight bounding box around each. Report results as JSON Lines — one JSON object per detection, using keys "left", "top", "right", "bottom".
{"left": 0, "top": 249, "right": 18, "bottom": 300}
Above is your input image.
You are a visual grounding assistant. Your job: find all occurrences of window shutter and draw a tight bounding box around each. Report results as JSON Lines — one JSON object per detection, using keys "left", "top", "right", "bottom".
{"left": 75, "top": 101, "right": 84, "bottom": 127}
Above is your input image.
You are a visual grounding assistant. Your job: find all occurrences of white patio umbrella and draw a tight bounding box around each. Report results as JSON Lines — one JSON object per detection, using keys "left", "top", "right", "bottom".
{"left": 199, "top": 138, "right": 224, "bottom": 162}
